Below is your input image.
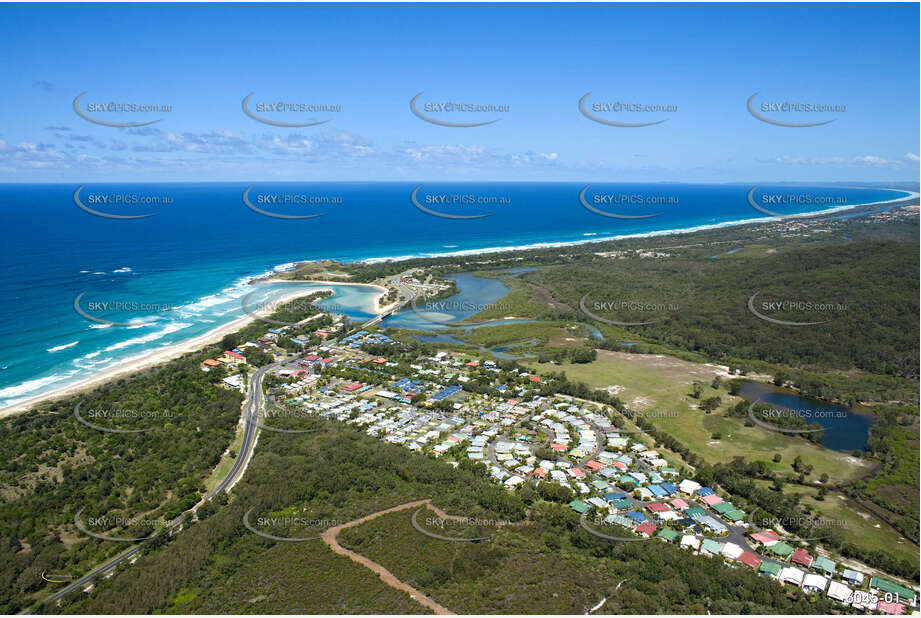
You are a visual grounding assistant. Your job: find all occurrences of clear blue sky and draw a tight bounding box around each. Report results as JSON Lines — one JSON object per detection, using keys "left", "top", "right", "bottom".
{"left": 1, "top": 2, "right": 918, "bottom": 182}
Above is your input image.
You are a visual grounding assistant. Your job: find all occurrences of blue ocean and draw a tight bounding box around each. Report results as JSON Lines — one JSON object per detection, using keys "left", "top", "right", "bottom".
{"left": 0, "top": 182, "right": 910, "bottom": 408}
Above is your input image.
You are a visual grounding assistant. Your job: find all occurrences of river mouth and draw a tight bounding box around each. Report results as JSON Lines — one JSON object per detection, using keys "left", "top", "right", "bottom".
{"left": 736, "top": 381, "right": 873, "bottom": 453}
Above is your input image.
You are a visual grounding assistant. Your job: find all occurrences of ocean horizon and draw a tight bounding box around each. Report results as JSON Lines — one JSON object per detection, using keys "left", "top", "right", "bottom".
{"left": 0, "top": 181, "right": 912, "bottom": 408}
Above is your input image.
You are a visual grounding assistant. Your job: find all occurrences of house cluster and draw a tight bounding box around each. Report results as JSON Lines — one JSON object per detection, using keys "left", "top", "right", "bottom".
{"left": 200, "top": 349, "right": 246, "bottom": 372}
{"left": 567, "top": 477, "right": 916, "bottom": 613}
{"left": 745, "top": 531, "right": 917, "bottom": 613}
{"left": 263, "top": 337, "right": 918, "bottom": 614}
{"left": 339, "top": 329, "right": 394, "bottom": 349}
{"left": 200, "top": 349, "right": 249, "bottom": 391}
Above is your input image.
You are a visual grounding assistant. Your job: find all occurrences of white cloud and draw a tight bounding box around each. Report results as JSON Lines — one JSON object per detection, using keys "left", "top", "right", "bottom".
{"left": 766, "top": 154, "right": 910, "bottom": 168}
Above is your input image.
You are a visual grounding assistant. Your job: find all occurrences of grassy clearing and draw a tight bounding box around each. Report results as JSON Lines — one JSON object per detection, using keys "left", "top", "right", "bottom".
{"left": 526, "top": 350, "right": 872, "bottom": 485}
{"left": 751, "top": 479, "right": 918, "bottom": 568}
{"left": 461, "top": 322, "right": 558, "bottom": 347}
{"left": 203, "top": 419, "right": 244, "bottom": 493}
{"left": 467, "top": 277, "right": 547, "bottom": 321}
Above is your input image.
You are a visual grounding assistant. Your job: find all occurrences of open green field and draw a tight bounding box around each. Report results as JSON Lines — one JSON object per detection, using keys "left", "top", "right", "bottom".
{"left": 751, "top": 479, "right": 919, "bottom": 575}
{"left": 526, "top": 350, "right": 873, "bottom": 485}
{"left": 467, "top": 276, "right": 548, "bottom": 321}
{"left": 461, "top": 321, "right": 563, "bottom": 347}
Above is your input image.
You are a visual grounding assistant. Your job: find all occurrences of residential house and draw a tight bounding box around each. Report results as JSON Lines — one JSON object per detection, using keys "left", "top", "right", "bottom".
{"left": 841, "top": 569, "right": 865, "bottom": 587}
{"left": 802, "top": 574, "right": 828, "bottom": 594}
{"left": 791, "top": 548, "right": 814, "bottom": 568}
{"left": 826, "top": 580, "right": 852, "bottom": 604}
{"left": 779, "top": 566, "right": 805, "bottom": 587}
{"left": 758, "top": 561, "right": 781, "bottom": 579}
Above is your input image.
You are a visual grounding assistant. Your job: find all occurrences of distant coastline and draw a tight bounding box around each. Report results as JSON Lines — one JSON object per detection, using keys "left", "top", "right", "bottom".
{"left": 360, "top": 189, "right": 918, "bottom": 264}
{"left": 1, "top": 187, "right": 916, "bottom": 418}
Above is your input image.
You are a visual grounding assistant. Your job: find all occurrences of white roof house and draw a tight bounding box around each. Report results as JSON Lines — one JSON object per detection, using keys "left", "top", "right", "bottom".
{"left": 678, "top": 479, "right": 701, "bottom": 495}
{"left": 826, "top": 581, "right": 852, "bottom": 603}
{"left": 680, "top": 535, "right": 701, "bottom": 550}
{"left": 802, "top": 574, "right": 828, "bottom": 594}
{"left": 720, "top": 542, "right": 744, "bottom": 561}
{"left": 779, "top": 566, "right": 805, "bottom": 587}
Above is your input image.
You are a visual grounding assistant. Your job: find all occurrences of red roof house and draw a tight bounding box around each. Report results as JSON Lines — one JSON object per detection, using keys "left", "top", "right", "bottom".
{"left": 750, "top": 531, "right": 781, "bottom": 546}
{"left": 877, "top": 601, "right": 906, "bottom": 615}
{"left": 634, "top": 521, "right": 657, "bottom": 537}
{"left": 646, "top": 502, "right": 670, "bottom": 513}
{"left": 791, "top": 548, "right": 814, "bottom": 567}
{"left": 585, "top": 460, "right": 604, "bottom": 472}
{"left": 670, "top": 498, "right": 689, "bottom": 510}
{"left": 737, "top": 551, "right": 762, "bottom": 569}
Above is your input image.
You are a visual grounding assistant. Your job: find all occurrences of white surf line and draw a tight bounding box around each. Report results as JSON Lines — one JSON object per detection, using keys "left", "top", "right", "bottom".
{"left": 358, "top": 187, "right": 918, "bottom": 264}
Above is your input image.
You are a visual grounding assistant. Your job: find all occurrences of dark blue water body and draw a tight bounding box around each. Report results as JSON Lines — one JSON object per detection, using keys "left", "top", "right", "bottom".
{"left": 737, "top": 381, "right": 873, "bottom": 452}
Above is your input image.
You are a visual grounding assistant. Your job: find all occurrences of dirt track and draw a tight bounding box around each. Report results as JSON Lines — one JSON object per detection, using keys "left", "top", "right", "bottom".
{"left": 321, "top": 499, "right": 453, "bottom": 615}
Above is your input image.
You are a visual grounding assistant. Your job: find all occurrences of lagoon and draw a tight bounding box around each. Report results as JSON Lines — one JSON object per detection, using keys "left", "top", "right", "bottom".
{"left": 737, "top": 381, "right": 873, "bottom": 453}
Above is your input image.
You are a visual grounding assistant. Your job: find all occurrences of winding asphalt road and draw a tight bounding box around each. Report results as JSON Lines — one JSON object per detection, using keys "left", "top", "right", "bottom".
{"left": 36, "top": 356, "right": 292, "bottom": 609}
{"left": 362, "top": 273, "right": 415, "bottom": 328}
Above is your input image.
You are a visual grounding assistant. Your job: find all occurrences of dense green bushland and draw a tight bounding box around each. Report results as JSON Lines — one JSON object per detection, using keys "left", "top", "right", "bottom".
{"left": 48, "top": 420, "right": 840, "bottom": 615}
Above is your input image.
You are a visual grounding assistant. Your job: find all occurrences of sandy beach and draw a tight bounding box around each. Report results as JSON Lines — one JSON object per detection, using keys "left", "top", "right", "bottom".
{"left": 360, "top": 189, "right": 920, "bottom": 264}
{"left": 1, "top": 189, "right": 915, "bottom": 419}
{"left": 0, "top": 281, "right": 396, "bottom": 419}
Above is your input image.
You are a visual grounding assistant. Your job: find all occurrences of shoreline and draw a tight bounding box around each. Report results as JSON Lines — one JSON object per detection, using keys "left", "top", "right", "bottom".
{"left": 359, "top": 189, "right": 919, "bottom": 264}
{"left": 0, "top": 285, "right": 389, "bottom": 419}
{"left": 1, "top": 189, "right": 916, "bottom": 419}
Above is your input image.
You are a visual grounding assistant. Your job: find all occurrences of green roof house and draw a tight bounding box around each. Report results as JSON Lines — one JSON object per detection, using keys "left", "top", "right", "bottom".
{"left": 657, "top": 528, "right": 678, "bottom": 542}
{"left": 700, "top": 538, "right": 723, "bottom": 555}
{"left": 724, "top": 509, "right": 746, "bottom": 522}
{"left": 767, "top": 541, "right": 794, "bottom": 557}
{"left": 813, "top": 556, "right": 836, "bottom": 575}
{"left": 870, "top": 577, "right": 917, "bottom": 605}
{"left": 605, "top": 514, "right": 633, "bottom": 528}
{"left": 759, "top": 561, "right": 782, "bottom": 577}
{"left": 569, "top": 500, "right": 590, "bottom": 514}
